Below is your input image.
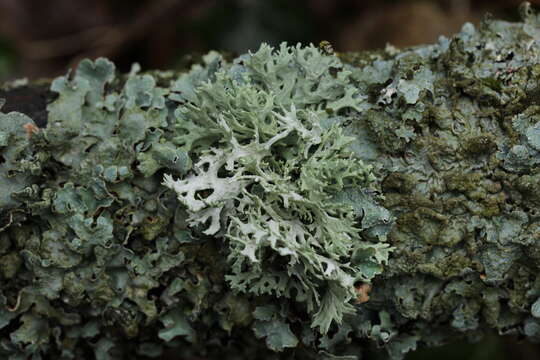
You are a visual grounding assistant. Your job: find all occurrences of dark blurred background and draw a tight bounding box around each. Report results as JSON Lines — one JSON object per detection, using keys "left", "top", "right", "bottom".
{"left": 0, "top": 0, "right": 538, "bottom": 81}
{"left": 1, "top": 0, "right": 540, "bottom": 359}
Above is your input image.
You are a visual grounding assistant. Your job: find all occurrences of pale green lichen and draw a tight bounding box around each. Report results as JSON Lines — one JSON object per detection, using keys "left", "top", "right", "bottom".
{"left": 163, "top": 43, "right": 391, "bottom": 334}
{"left": 0, "top": 43, "right": 391, "bottom": 359}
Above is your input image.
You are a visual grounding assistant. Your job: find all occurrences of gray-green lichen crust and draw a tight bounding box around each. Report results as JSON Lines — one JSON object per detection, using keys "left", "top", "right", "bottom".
{"left": 3, "top": 3, "right": 540, "bottom": 359}
{"left": 163, "top": 43, "right": 391, "bottom": 336}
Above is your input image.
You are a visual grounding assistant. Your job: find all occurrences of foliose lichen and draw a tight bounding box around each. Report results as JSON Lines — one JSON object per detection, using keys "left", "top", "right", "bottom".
{"left": 163, "top": 43, "right": 391, "bottom": 335}
{"left": 4, "top": 3, "right": 540, "bottom": 359}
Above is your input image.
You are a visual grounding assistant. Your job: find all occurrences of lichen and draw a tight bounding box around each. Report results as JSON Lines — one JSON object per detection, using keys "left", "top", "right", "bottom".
{"left": 163, "top": 43, "right": 391, "bottom": 335}
{"left": 3, "top": 4, "right": 540, "bottom": 359}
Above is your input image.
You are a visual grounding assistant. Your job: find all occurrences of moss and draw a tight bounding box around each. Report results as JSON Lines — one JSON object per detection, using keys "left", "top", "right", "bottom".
{"left": 396, "top": 207, "right": 447, "bottom": 242}
{"left": 337, "top": 49, "right": 392, "bottom": 68}
{"left": 461, "top": 133, "right": 497, "bottom": 157}
{"left": 417, "top": 252, "right": 475, "bottom": 279}
{"left": 382, "top": 172, "right": 416, "bottom": 194}
{"left": 140, "top": 214, "right": 172, "bottom": 241}
{"left": 514, "top": 174, "right": 540, "bottom": 205}
{"left": 0, "top": 252, "right": 21, "bottom": 279}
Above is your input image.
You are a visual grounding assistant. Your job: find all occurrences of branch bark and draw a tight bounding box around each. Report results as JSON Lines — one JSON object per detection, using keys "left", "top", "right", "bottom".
{"left": 2, "top": 4, "right": 540, "bottom": 360}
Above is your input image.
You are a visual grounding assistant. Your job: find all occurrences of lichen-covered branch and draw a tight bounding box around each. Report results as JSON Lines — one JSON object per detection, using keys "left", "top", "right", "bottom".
{"left": 2, "top": 3, "right": 540, "bottom": 359}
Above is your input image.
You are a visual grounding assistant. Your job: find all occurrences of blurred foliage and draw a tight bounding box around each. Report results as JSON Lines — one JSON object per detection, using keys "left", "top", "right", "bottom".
{"left": 0, "top": 37, "right": 15, "bottom": 80}
{"left": 0, "top": 0, "right": 537, "bottom": 80}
